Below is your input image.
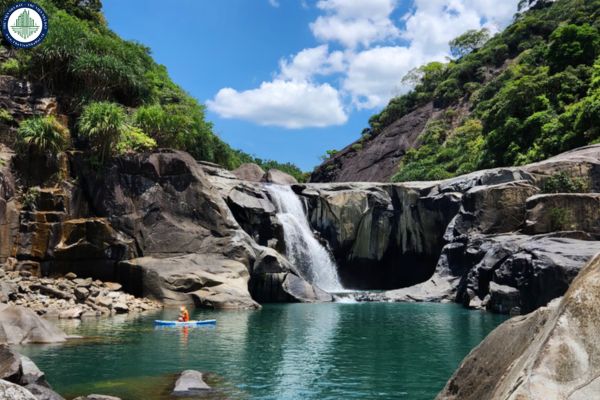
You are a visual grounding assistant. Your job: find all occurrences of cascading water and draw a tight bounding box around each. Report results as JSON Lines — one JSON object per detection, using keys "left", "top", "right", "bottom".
{"left": 266, "top": 184, "right": 343, "bottom": 293}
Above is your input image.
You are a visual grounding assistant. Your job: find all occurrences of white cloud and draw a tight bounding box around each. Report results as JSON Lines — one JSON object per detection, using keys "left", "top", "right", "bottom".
{"left": 207, "top": 80, "right": 347, "bottom": 129}
{"left": 310, "top": 0, "right": 399, "bottom": 48}
{"left": 278, "top": 45, "right": 345, "bottom": 81}
{"left": 343, "top": 46, "right": 425, "bottom": 109}
{"left": 342, "top": 0, "right": 520, "bottom": 109}
{"left": 209, "top": 0, "right": 522, "bottom": 127}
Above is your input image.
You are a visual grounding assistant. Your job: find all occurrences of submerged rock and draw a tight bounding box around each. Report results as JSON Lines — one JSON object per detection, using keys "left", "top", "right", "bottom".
{"left": 172, "top": 370, "right": 211, "bottom": 396}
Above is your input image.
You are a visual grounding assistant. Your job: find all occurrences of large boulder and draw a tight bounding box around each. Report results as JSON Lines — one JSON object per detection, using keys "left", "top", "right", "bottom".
{"left": 403, "top": 233, "right": 600, "bottom": 314}
{"left": 232, "top": 163, "right": 265, "bottom": 182}
{"left": 249, "top": 247, "right": 334, "bottom": 303}
{"left": 118, "top": 254, "right": 259, "bottom": 310}
{"left": 24, "top": 384, "right": 64, "bottom": 400}
{"left": 264, "top": 169, "right": 297, "bottom": 185}
{"left": 0, "top": 345, "right": 21, "bottom": 382}
{"left": 437, "top": 253, "right": 600, "bottom": 400}
{"left": 448, "top": 181, "right": 539, "bottom": 238}
{"left": 0, "top": 379, "right": 37, "bottom": 400}
{"left": 0, "top": 305, "right": 67, "bottom": 344}
{"left": 225, "top": 184, "right": 284, "bottom": 250}
{"left": 525, "top": 193, "right": 600, "bottom": 235}
{"left": 19, "top": 355, "right": 47, "bottom": 387}
{"left": 74, "top": 150, "right": 252, "bottom": 261}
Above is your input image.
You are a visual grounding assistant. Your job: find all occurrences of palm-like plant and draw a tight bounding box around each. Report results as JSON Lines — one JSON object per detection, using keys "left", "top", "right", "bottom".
{"left": 17, "top": 116, "right": 70, "bottom": 155}
{"left": 78, "top": 102, "right": 126, "bottom": 163}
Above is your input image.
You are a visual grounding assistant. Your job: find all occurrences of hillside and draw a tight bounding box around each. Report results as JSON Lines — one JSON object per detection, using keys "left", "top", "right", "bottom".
{"left": 311, "top": 0, "right": 600, "bottom": 183}
{"left": 0, "top": 0, "right": 306, "bottom": 181}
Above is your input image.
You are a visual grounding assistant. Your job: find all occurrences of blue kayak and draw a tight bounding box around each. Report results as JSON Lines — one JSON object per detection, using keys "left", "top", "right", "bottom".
{"left": 154, "top": 319, "right": 216, "bottom": 326}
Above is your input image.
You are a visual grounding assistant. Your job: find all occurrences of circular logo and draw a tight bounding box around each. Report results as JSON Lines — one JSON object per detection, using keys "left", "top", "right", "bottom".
{"left": 2, "top": 2, "right": 48, "bottom": 48}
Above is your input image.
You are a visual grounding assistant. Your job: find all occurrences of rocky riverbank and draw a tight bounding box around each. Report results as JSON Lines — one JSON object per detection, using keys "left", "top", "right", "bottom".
{"left": 0, "top": 268, "right": 161, "bottom": 318}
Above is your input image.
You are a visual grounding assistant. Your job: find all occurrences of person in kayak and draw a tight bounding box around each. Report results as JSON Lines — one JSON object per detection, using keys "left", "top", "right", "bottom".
{"left": 178, "top": 305, "right": 190, "bottom": 322}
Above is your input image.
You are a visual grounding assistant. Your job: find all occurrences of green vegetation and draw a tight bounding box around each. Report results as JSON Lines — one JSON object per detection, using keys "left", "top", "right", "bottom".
{"left": 16, "top": 115, "right": 69, "bottom": 155}
{"left": 355, "top": 0, "right": 600, "bottom": 182}
{"left": 549, "top": 207, "right": 569, "bottom": 231}
{"left": 449, "top": 28, "right": 491, "bottom": 59}
{"left": 542, "top": 171, "right": 588, "bottom": 193}
{"left": 21, "top": 187, "right": 40, "bottom": 211}
{"left": 116, "top": 126, "right": 156, "bottom": 154}
{"left": 320, "top": 149, "right": 338, "bottom": 161}
{"left": 78, "top": 102, "right": 126, "bottom": 163}
{"left": 0, "top": 109, "right": 13, "bottom": 123}
{"left": 0, "top": 0, "right": 304, "bottom": 175}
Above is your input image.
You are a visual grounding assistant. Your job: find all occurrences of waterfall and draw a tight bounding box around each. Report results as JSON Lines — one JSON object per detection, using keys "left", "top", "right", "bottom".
{"left": 266, "top": 184, "right": 343, "bottom": 292}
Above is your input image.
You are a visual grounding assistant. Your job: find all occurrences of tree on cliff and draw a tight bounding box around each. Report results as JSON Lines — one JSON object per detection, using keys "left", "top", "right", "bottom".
{"left": 449, "top": 29, "right": 491, "bottom": 59}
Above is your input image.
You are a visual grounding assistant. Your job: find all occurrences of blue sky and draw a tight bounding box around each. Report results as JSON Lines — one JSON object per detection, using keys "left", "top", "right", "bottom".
{"left": 103, "top": 0, "right": 519, "bottom": 170}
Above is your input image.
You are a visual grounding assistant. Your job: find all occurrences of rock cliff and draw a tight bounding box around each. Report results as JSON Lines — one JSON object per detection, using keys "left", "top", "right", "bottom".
{"left": 437, "top": 253, "right": 600, "bottom": 400}
{"left": 3, "top": 134, "right": 600, "bottom": 313}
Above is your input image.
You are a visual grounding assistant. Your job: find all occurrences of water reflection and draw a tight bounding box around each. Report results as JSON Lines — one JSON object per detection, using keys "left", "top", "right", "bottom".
{"left": 18, "top": 303, "right": 506, "bottom": 400}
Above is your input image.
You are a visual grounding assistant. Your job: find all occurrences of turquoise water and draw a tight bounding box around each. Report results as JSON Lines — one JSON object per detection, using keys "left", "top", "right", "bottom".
{"left": 18, "top": 303, "right": 506, "bottom": 400}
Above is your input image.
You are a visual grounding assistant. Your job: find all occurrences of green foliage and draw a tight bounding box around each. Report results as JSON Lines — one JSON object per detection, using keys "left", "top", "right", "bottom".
{"left": 351, "top": 143, "right": 363, "bottom": 151}
{"left": 449, "top": 28, "right": 491, "bottom": 59}
{"left": 549, "top": 207, "right": 569, "bottom": 231}
{"left": 0, "top": 0, "right": 314, "bottom": 176}
{"left": 393, "top": 119, "right": 484, "bottom": 182}
{"left": 29, "top": 10, "right": 153, "bottom": 107}
{"left": 547, "top": 24, "right": 600, "bottom": 72}
{"left": 0, "top": 109, "right": 13, "bottom": 123}
{"left": 320, "top": 149, "right": 338, "bottom": 161}
{"left": 542, "top": 171, "right": 589, "bottom": 193}
{"left": 0, "top": 59, "right": 21, "bottom": 76}
{"left": 21, "top": 187, "right": 40, "bottom": 211}
{"left": 362, "top": 0, "right": 600, "bottom": 181}
{"left": 116, "top": 126, "right": 156, "bottom": 154}
{"left": 78, "top": 102, "right": 126, "bottom": 163}
{"left": 16, "top": 116, "right": 69, "bottom": 155}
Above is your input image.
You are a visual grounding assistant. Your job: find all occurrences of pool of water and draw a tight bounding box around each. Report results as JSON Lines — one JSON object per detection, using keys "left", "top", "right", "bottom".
{"left": 17, "top": 303, "right": 506, "bottom": 400}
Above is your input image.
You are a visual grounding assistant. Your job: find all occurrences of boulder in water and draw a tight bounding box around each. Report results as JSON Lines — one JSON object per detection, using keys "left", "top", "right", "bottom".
{"left": 0, "top": 305, "right": 67, "bottom": 344}
{"left": 172, "top": 370, "right": 211, "bottom": 396}
{"left": 282, "top": 274, "right": 333, "bottom": 303}
{"left": 19, "top": 355, "right": 47, "bottom": 387}
{"left": 73, "top": 396, "right": 121, "bottom": 400}
{"left": 119, "top": 254, "right": 260, "bottom": 310}
{"left": 0, "top": 345, "right": 21, "bottom": 382}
